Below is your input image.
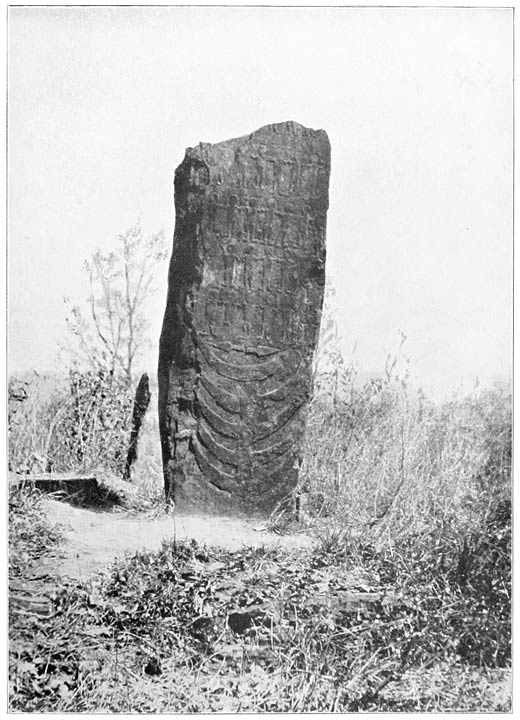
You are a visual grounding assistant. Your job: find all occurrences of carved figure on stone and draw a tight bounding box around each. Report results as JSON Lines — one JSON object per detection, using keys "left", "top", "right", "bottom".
{"left": 159, "top": 121, "right": 330, "bottom": 517}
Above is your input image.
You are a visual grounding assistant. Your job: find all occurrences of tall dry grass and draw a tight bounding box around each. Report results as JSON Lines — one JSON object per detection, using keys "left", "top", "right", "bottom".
{"left": 300, "top": 361, "right": 511, "bottom": 669}
{"left": 302, "top": 361, "right": 510, "bottom": 545}
{"left": 8, "top": 370, "right": 133, "bottom": 476}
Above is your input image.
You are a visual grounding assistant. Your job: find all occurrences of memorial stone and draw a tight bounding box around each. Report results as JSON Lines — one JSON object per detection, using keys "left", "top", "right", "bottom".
{"left": 158, "top": 120, "right": 330, "bottom": 516}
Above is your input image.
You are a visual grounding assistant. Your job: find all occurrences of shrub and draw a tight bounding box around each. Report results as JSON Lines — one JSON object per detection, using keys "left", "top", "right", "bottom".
{"left": 8, "top": 369, "right": 133, "bottom": 476}
{"left": 56, "top": 369, "right": 133, "bottom": 475}
{"left": 8, "top": 373, "right": 68, "bottom": 473}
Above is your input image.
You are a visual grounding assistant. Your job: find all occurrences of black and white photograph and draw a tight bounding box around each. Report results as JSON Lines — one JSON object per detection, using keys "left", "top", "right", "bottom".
{"left": 7, "top": 5, "right": 512, "bottom": 712}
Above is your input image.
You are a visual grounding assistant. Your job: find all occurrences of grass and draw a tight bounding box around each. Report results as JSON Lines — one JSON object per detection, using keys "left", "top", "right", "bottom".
{"left": 8, "top": 359, "right": 512, "bottom": 711}
{"left": 9, "top": 483, "right": 511, "bottom": 711}
{"left": 8, "top": 370, "right": 133, "bottom": 477}
{"left": 8, "top": 370, "right": 166, "bottom": 509}
{"left": 302, "top": 368, "right": 511, "bottom": 539}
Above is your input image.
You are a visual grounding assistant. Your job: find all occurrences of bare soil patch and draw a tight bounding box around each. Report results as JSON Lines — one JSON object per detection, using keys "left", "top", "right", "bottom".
{"left": 42, "top": 498, "right": 312, "bottom": 580}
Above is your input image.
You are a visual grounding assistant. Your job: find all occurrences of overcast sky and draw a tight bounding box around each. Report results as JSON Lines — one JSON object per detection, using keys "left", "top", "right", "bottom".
{"left": 8, "top": 6, "right": 512, "bottom": 400}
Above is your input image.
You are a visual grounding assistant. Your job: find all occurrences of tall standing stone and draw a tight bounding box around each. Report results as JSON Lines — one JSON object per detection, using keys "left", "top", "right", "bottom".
{"left": 159, "top": 121, "right": 330, "bottom": 517}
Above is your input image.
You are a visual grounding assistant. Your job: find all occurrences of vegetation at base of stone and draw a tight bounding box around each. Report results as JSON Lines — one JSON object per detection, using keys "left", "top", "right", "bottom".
{"left": 8, "top": 300, "right": 511, "bottom": 709}
{"left": 9, "top": 488, "right": 510, "bottom": 712}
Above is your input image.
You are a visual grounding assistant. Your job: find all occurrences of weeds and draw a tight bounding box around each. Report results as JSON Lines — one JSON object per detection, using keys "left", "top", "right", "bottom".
{"left": 8, "top": 370, "right": 133, "bottom": 476}
{"left": 300, "top": 360, "right": 511, "bottom": 560}
{"left": 9, "top": 486, "right": 63, "bottom": 580}
{"left": 9, "top": 487, "right": 511, "bottom": 712}
{"left": 8, "top": 369, "right": 165, "bottom": 506}
{"left": 8, "top": 353, "right": 511, "bottom": 711}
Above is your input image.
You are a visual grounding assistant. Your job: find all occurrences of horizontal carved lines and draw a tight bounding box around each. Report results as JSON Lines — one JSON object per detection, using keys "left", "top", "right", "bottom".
{"left": 197, "top": 338, "right": 282, "bottom": 383}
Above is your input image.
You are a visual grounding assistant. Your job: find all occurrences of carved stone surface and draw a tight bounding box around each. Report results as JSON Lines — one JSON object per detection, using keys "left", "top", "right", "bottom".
{"left": 158, "top": 120, "right": 330, "bottom": 517}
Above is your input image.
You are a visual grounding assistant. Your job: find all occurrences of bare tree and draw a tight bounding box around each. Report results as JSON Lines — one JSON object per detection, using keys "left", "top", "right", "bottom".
{"left": 65, "top": 219, "right": 168, "bottom": 386}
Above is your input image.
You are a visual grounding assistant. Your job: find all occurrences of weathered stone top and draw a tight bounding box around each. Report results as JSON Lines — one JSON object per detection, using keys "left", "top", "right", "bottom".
{"left": 190, "top": 120, "right": 329, "bottom": 157}
{"left": 177, "top": 120, "right": 330, "bottom": 217}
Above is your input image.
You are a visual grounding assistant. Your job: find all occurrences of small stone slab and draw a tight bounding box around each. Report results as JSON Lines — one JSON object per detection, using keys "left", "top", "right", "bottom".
{"left": 9, "top": 473, "right": 98, "bottom": 496}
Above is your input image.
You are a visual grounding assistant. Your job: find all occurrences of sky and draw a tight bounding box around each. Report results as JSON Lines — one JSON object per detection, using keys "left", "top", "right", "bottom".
{"left": 8, "top": 6, "right": 513, "bottom": 400}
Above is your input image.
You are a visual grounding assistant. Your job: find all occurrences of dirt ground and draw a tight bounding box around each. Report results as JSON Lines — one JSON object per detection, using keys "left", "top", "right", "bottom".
{"left": 42, "top": 498, "right": 312, "bottom": 581}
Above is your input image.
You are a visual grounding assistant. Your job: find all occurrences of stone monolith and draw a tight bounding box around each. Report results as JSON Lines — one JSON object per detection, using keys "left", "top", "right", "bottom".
{"left": 158, "top": 120, "right": 330, "bottom": 517}
{"left": 124, "top": 373, "right": 152, "bottom": 482}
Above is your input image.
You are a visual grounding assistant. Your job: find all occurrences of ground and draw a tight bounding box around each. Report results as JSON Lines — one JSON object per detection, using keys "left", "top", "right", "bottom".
{"left": 9, "top": 490, "right": 512, "bottom": 713}
{"left": 42, "top": 498, "right": 311, "bottom": 580}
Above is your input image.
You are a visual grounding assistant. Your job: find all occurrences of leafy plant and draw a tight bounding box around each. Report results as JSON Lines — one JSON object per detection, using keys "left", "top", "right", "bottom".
{"left": 65, "top": 219, "right": 168, "bottom": 386}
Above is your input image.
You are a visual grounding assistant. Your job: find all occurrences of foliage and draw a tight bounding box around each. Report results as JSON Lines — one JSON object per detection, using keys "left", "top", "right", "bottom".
{"left": 8, "top": 300, "right": 511, "bottom": 711}
{"left": 9, "top": 219, "right": 169, "bottom": 478}
{"left": 8, "top": 373, "right": 67, "bottom": 473}
{"left": 8, "top": 370, "right": 133, "bottom": 476}
{"left": 8, "top": 477, "right": 511, "bottom": 712}
{"left": 9, "top": 487, "right": 63, "bottom": 580}
{"left": 65, "top": 219, "right": 167, "bottom": 385}
{"left": 299, "top": 364, "right": 512, "bottom": 686}
{"left": 302, "top": 357, "right": 511, "bottom": 543}
{"left": 58, "top": 369, "right": 133, "bottom": 475}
